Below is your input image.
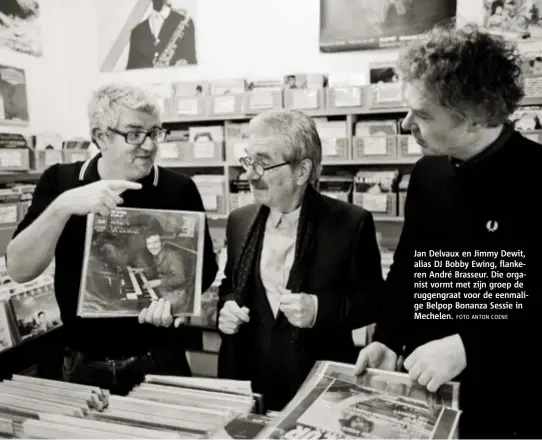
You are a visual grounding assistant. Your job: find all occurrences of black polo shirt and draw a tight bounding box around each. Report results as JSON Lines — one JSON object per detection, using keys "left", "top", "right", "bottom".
{"left": 12, "top": 153, "right": 218, "bottom": 356}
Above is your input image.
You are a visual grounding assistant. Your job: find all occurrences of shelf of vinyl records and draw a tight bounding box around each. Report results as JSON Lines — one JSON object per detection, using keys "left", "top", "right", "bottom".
{"left": 152, "top": 74, "right": 542, "bottom": 123}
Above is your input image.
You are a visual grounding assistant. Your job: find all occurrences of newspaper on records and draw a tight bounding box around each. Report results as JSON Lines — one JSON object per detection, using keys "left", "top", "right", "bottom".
{"left": 76, "top": 207, "right": 205, "bottom": 318}
{"left": 257, "top": 361, "right": 461, "bottom": 440}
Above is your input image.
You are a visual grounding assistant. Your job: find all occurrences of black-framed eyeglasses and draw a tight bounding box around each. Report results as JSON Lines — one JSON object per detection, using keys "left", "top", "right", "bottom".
{"left": 239, "top": 156, "right": 293, "bottom": 177}
{"left": 108, "top": 127, "right": 169, "bottom": 145}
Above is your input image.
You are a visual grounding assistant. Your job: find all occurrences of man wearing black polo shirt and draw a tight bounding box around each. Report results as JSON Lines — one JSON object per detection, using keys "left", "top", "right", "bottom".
{"left": 355, "top": 25, "right": 541, "bottom": 438}
{"left": 6, "top": 83, "right": 218, "bottom": 395}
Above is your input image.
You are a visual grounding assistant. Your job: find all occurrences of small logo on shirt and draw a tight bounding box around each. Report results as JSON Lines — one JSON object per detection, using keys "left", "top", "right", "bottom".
{"left": 486, "top": 220, "right": 498, "bottom": 232}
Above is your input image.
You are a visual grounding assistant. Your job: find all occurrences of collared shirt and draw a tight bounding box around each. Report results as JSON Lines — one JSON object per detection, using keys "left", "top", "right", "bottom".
{"left": 149, "top": 5, "right": 171, "bottom": 39}
{"left": 260, "top": 207, "right": 300, "bottom": 317}
{"left": 449, "top": 123, "right": 514, "bottom": 170}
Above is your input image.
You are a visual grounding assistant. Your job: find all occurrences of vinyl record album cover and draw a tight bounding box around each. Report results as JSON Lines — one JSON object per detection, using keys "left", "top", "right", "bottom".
{"left": 77, "top": 207, "right": 205, "bottom": 318}
{"left": 9, "top": 276, "right": 61, "bottom": 342}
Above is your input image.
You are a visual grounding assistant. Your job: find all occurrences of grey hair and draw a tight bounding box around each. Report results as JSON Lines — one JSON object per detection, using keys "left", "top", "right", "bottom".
{"left": 88, "top": 83, "right": 161, "bottom": 134}
{"left": 249, "top": 109, "right": 323, "bottom": 184}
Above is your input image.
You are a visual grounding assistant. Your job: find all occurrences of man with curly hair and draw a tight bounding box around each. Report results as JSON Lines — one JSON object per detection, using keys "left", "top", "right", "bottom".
{"left": 355, "top": 24, "right": 541, "bottom": 438}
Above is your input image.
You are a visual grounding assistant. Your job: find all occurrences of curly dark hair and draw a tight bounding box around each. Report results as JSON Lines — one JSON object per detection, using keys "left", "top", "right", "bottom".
{"left": 396, "top": 23, "right": 525, "bottom": 126}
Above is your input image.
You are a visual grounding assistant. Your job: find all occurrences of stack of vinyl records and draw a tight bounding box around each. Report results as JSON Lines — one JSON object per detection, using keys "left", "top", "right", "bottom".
{"left": 0, "top": 374, "right": 262, "bottom": 438}
{"left": 101, "top": 375, "right": 261, "bottom": 438}
{"left": 0, "top": 375, "right": 108, "bottom": 438}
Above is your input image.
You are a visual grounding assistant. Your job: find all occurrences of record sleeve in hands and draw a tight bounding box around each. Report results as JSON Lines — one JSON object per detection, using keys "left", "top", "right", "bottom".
{"left": 77, "top": 207, "right": 205, "bottom": 318}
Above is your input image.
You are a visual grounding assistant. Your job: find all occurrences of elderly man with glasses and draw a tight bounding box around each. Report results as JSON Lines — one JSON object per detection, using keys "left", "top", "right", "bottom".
{"left": 217, "top": 109, "right": 384, "bottom": 411}
{"left": 6, "top": 83, "right": 218, "bottom": 395}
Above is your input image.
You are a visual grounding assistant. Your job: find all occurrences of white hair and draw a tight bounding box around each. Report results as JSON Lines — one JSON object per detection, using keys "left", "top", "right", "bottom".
{"left": 88, "top": 83, "right": 161, "bottom": 134}
{"left": 249, "top": 109, "right": 323, "bottom": 183}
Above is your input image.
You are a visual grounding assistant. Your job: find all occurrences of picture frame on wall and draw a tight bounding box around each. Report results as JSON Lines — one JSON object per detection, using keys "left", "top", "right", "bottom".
{"left": 99, "top": 0, "right": 198, "bottom": 72}
{"left": 319, "top": 0, "right": 457, "bottom": 52}
{"left": 484, "top": 0, "right": 542, "bottom": 42}
{"left": 0, "top": 0, "right": 42, "bottom": 57}
{"left": 0, "top": 64, "right": 29, "bottom": 126}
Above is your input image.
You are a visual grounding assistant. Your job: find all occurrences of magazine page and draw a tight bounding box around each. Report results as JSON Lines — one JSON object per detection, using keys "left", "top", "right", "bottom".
{"left": 257, "top": 361, "right": 460, "bottom": 439}
{"left": 77, "top": 207, "right": 205, "bottom": 317}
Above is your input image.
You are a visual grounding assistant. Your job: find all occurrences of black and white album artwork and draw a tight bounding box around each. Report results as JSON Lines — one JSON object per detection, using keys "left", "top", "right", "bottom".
{"left": 9, "top": 276, "right": 62, "bottom": 342}
{"left": 77, "top": 207, "right": 205, "bottom": 318}
{"left": 98, "top": 0, "right": 198, "bottom": 72}
{"left": 319, "top": 0, "right": 457, "bottom": 52}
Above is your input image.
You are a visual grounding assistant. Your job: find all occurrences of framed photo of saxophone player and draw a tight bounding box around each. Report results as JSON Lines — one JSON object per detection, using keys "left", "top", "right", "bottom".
{"left": 98, "top": 0, "right": 197, "bottom": 72}
{"left": 77, "top": 207, "right": 205, "bottom": 318}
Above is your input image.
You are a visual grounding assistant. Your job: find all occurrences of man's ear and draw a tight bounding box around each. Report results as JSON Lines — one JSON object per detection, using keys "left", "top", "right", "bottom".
{"left": 296, "top": 158, "right": 313, "bottom": 186}
{"left": 91, "top": 128, "right": 107, "bottom": 150}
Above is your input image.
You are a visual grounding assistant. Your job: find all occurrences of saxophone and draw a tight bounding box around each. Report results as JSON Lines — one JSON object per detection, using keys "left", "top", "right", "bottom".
{"left": 153, "top": 11, "right": 191, "bottom": 67}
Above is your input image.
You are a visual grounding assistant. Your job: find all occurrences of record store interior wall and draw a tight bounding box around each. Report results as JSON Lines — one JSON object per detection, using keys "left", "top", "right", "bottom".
{"left": 5, "top": 0, "right": 477, "bottom": 139}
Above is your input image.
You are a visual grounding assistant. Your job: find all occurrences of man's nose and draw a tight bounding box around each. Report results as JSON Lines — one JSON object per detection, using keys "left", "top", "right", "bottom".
{"left": 140, "top": 136, "right": 156, "bottom": 151}
{"left": 244, "top": 166, "right": 260, "bottom": 180}
{"left": 401, "top": 112, "right": 414, "bottom": 131}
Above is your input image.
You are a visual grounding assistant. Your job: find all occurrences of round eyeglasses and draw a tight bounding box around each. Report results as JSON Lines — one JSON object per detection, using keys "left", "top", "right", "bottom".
{"left": 239, "top": 156, "right": 292, "bottom": 177}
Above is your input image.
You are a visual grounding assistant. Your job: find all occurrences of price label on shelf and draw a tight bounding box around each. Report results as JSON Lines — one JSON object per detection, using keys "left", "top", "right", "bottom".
{"left": 176, "top": 98, "right": 199, "bottom": 116}
{"left": 0, "top": 205, "right": 17, "bottom": 224}
{"left": 524, "top": 76, "right": 542, "bottom": 99}
{"left": 193, "top": 141, "right": 215, "bottom": 159}
{"left": 374, "top": 82, "right": 403, "bottom": 104}
{"left": 45, "top": 150, "right": 63, "bottom": 166}
{"left": 291, "top": 89, "right": 318, "bottom": 109}
{"left": 361, "top": 193, "right": 388, "bottom": 213}
{"left": 213, "top": 95, "right": 236, "bottom": 114}
{"left": 322, "top": 139, "right": 338, "bottom": 156}
{"left": 249, "top": 90, "right": 274, "bottom": 110}
{"left": 0, "top": 149, "right": 22, "bottom": 168}
{"left": 364, "top": 137, "right": 387, "bottom": 155}
{"left": 333, "top": 87, "right": 362, "bottom": 107}
{"left": 158, "top": 142, "right": 180, "bottom": 159}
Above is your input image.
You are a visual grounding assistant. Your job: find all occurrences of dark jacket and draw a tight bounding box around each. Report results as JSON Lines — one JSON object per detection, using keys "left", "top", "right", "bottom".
{"left": 374, "top": 126, "right": 541, "bottom": 438}
{"left": 217, "top": 188, "right": 383, "bottom": 409}
{"left": 126, "top": 10, "right": 196, "bottom": 70}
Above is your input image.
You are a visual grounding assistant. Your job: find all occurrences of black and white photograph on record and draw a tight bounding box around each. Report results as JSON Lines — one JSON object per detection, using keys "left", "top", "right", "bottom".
{"left": 510, "top": 106, "right": 542, "bottom": 130}
{"left": 319, "top": 0, "right": 457, "bottom": 52}
{"left": 484, "top": 0, "right": 542, "bottom": 41}
{"left": 77, "top": 207, "right": 205, "bottom": 318}
{"left": 0, "top": 0, "right": 42, "bottom": 56}
{"left": 9, "top": 278, "right": 62, "bottom": 342}
{"left": 261, "top": 362, "right": 460, "bottom": 440}
{"left": 369, "top": 63, "right": 400, "bottom": 84}
{"left": 0, "top": 64, "right": 29, "bottom": 124}
{"left": 518, "top": 38, "right": 542, "bottom": 72}
{"left": 521, "top": 50, "right": 542, "bottom": 74}
{"left": 98, "top": 0, "right": 197, "bottom": 72}
{"left": 368, "top": 62, "right": 404, "bottom": 103}
{"left": 323, "top": 362, "right": 459, "bottom": 409}
{"left": 295, "top": 383, "right": 443, "bottom": 438}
